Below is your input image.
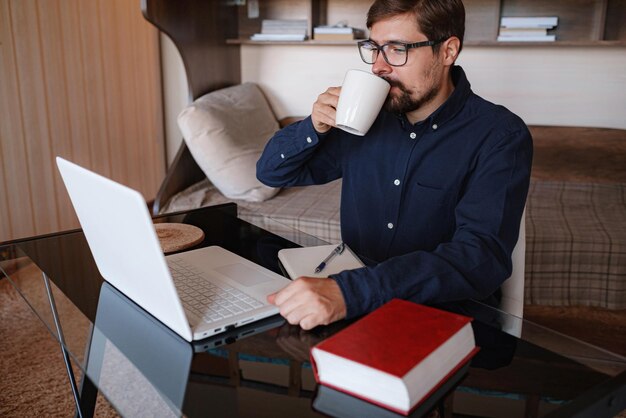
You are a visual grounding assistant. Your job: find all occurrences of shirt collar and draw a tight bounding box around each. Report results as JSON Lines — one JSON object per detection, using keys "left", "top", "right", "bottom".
{"left": 431, "top": 65, "right": 471, "bottom": 126}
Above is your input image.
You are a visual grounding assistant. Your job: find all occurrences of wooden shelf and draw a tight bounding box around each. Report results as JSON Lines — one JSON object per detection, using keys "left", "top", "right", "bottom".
{"left": 226, "top": 38, "right": 360, "bottom": 46}
{"left": 232, "top": 0, "right": 626, "bottom": 48}
{"left": 227, "top": 38, "right": 626, "bottom": 47}
{"left": 465, "top": 40, "right": 626, "bottom": 47}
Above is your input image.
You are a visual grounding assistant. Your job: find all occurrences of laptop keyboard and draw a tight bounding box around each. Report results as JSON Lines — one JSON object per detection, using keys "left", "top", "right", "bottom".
{"left": 168, "top": 259, "right": 264, "bottom": 324}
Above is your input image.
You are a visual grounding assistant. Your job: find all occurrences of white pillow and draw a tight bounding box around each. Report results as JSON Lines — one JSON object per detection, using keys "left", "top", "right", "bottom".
{"left": 177, "top": 83, "right": 280, "bottom": 202}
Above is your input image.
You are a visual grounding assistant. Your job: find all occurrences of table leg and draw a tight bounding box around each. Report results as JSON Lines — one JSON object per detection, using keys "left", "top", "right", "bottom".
{"left": 42, "top": 272, "right": 90, "bottom": 418}
{"left": 78, "top": 324, "right": 99, "bottom": 418}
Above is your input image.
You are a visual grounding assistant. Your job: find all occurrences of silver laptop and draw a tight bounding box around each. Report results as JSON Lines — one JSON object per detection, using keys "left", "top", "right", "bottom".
{"left": 56, "top": 157, "right": 291, "bottom": 342}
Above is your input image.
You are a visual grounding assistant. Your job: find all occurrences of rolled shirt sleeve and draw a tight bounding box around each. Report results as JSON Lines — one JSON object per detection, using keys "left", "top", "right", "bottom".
{"left": 257, "top": 116, "right": 342, "bottom": 187}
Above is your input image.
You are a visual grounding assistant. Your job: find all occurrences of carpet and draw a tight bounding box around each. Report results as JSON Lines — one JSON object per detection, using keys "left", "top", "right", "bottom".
{"left": 0, "top": 263, "right": 117, "bottom": 417}
{"left": 524, "top": 305, "right": 626, "bottom": 357}
{"left": 529, "top": 126, "right": 626, "bottom": 184}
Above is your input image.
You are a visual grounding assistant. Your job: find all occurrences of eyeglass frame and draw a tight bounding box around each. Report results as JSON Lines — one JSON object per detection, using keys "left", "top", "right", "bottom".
{"left": 357, "top": 38, "right": 447, "bottom": 67}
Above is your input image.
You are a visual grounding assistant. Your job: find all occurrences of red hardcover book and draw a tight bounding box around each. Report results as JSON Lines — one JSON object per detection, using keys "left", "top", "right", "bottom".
{"left": 310, "top": 299, "right": 479, "bottom": 415}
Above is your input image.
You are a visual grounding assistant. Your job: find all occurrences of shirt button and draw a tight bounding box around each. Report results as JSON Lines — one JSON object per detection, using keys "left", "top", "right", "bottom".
{"left": 432, "top": 124, "right": 438, "bottom": 130}
{"left": 393, "top": 179, "right": 400, "bottom": 186}
{"left": 280, "top": 153, "right": 285, "bottom": 159}
{"left": 387, "top": 223, "right": 394, "bottom": 229}
{"left": 409, "top": 132, "right": 417, "bottom": 139}
{"left": 306, "top": 136, "right": 312, "bottom": 143}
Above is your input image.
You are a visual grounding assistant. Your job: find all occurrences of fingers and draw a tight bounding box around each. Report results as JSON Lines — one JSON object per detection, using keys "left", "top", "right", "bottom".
{"left": 273, "top": 281, "right": 313, "bottom": 320}
{"left": 272, "top": 278, "right": 302, "bottom": 306}
{"left": 266, "top": 292, "right": 276, "bottom": 305}
{"left": 266, "top": 277, "right": 347, "bottom": 330}
{"left": 312, "top": 87, "right": 341, "bottom": 134}
{"left": 299, "top": 314, "right": 322, "bottom": 331}
{"left": 283, "top": 301, "right": 319, "bottom": 328}
{"left": 312, "top": 103, "right": 336, "bottom": 133}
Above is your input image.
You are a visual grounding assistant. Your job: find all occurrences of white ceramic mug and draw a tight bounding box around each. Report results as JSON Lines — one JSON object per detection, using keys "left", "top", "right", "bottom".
{"left": 335, "top": 69, "right": 390, "bottom": 136}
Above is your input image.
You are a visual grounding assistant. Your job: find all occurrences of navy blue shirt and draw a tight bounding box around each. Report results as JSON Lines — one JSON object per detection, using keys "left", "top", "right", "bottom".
{"left": 257, "top": 66, "right": 533, "bottom": 319}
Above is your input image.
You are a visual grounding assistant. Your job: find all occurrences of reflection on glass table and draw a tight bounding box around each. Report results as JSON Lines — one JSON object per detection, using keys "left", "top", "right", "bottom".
{"left": 1, "top": 203, "right": 625, "bottom": 417}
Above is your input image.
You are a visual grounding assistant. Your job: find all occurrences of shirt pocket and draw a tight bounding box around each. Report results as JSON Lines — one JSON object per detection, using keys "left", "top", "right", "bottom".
{"left": 415, "top": 182, "right": 453, "bottom": 207}
{"left": 411, "top": 182, "right": 456, "bottom": 245}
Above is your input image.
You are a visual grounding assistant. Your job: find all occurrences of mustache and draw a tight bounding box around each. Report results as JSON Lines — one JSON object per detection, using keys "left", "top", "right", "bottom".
{"left": 381, "top": 77, "right": 409, "bottom": 92}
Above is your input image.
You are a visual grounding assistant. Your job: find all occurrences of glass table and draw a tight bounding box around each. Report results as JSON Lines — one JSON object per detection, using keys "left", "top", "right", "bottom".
{"left": 1, "top": 203, "right": 625, "bottom": 417}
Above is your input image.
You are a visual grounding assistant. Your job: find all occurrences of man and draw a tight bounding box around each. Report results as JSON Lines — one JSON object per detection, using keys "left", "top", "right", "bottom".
{"left": 256, "top": 0, "right": 532, "bottom": 330}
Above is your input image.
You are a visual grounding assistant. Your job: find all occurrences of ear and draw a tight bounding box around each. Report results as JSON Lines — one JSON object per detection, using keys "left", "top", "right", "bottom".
{"left": 441, "top": 37, "right": 460, "bottom": 65}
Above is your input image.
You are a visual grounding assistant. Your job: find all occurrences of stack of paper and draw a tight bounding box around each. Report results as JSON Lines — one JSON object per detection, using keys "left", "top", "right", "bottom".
{"left": 498, "top": 16, "right": 558, "bottom": 42}
{"left": 250, "top": 19, "right": 308, "bottom": 41}
{"left": 313, "top": 25, "right": 366, "bottom": 41}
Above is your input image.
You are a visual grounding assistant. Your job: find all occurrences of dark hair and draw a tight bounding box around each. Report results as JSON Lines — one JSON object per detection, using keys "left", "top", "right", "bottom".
{"left": 366, "top": 0, "right": 465, "bottom": 54}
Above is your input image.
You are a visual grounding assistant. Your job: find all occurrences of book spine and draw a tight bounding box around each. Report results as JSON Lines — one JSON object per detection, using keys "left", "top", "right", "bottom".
{"left": 313, "top": 33, "right": 356, "bottom": 41}
{"left": 500, "top": 17, "right": 558, "bottom": 29}
{"left": 310, "top": 350, "right": 321, "bottom": 384}
{"left": 497, "top": 35, "right": 556, "bottom": 42}
{"left": 498, "top": 28, "right": 548, "bottom": 36}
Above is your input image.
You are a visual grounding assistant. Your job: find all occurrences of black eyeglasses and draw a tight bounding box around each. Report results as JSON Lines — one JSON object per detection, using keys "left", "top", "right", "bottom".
{"left": 357, "top": 38, "right": 446, "bottom": 67}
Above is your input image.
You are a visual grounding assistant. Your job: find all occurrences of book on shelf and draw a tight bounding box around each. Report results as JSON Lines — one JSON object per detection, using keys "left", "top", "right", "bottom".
{"left": 313, "top": 25, "right": 366, "bottom": 41}
{"left": 314, "top": 33, "right": 360, "bottom": 41}
{"left": 250, "top": 33, "right": 307, "bottom": 41}
{"left": 500, "top": 16, "right": 558, "bottom": 29}
{"left": 261, "top": 19, "right": 307, "bottom": 26}
{"left": 278, "top": 243, "right": 363, "bottom": 279}
{"left": 260, "top": 19, "right": 308, "bottom": 34}
{"left": 310, "top": 299, "right": 479, "bottom": 415}
{"left": 497, "top": 34, "right": 556, "bottom": 42}
{"left": 251, "top": 19, "right": 308, "bottom": 41}
{"left": 498, "top": 27, "right": 548, "bottom": 37}
{"left": 498, "top": 16, "right": 557, "bottom": 42}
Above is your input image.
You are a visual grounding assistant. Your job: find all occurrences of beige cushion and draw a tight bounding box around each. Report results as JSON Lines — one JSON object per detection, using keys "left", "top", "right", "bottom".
{"left": 177, "top": 83, "right": 280, "bottom": 202}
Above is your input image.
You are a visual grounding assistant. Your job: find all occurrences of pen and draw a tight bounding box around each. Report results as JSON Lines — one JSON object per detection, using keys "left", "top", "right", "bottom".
{"left": 314, "top": 242, "right": 345, "bottom": 274}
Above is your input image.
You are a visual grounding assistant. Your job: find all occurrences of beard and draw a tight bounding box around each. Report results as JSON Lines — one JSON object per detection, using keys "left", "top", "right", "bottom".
{"left": 382, "top": 62, "right": 442, "bottom": 115}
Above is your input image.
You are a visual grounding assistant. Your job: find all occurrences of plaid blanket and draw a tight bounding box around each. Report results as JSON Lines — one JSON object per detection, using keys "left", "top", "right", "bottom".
{"left": 525, "top": 180, "right": 625, "bottom": 309}
{"left": 163, "top": 178, "right": 625, "bottom": 309}
{"left": 162, "top": 179, "right": 342, "bottom": 244}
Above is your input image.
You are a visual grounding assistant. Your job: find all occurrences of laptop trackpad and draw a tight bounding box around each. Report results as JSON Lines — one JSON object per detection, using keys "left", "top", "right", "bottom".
{"left": 215, "top": 263, "right": 273, "bottom": 287}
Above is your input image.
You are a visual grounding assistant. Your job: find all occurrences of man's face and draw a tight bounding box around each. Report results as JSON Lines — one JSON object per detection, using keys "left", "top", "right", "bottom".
{"left": 369, "top": 13, "right": 444, "bottom": 114}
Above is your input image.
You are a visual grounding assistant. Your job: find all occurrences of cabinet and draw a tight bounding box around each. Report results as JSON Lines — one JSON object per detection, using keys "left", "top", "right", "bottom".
{"left": 229, "top": 0, "right": 626, "bottom": 46}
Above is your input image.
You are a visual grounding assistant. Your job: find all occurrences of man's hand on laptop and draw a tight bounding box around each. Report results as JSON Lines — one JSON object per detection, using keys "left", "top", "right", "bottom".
{"left": 267, "top": 277, "right": 346, "bottom": 330}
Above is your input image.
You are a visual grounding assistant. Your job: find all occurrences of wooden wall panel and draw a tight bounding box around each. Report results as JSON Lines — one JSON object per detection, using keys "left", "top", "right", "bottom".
{"left": 77, "top": 0, "right": 112, "bottom": 179}
{"left": 38, "top": 0, "right": 76, "bottom": 232}
{"left": 11, "top": 0, "right": 61, "bottom": 236}
{"left": 0, "top": 0, "right": 165, "bottom": 243}
{"left": 58, "top": 0, "right": 91, "bottom": 175}
{"left": 0, "top": 0, "right": 37, "bottom": 240}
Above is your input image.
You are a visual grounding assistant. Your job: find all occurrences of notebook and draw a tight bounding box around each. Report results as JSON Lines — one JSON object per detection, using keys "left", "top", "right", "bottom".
{"left": 278, "top": 243, "right": 364, "bottom": 279}
{"left": 56, "top": 157, "right": 291, "bottom": 342}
